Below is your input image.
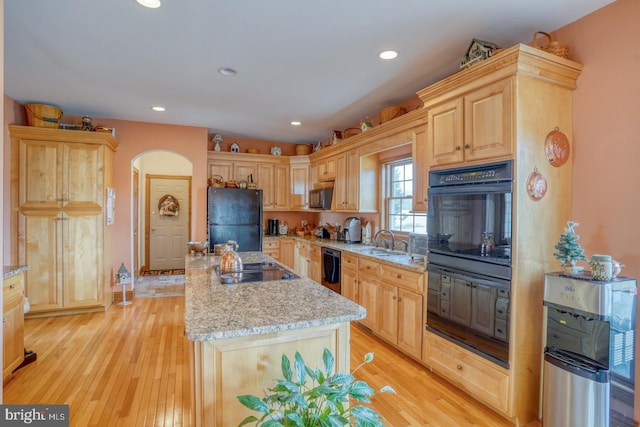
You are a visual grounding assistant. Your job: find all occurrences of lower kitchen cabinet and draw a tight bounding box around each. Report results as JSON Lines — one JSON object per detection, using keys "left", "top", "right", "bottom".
{"left": 423, "top": 330, "right": 510, "bottom": 415}
{"left": 340, "top": 253, "right": 358, "bottom": 303}
{"left": 294, "top": 241, "right": 321, "bottom": 283}
{"left": 3, "top": 272, "right": 25, "bottom": 383}
{"left": 279, "top": 238, "right": 294, "bottom": 269}
{"left": 262, "top": 239, "right": 280, "bottom": 260}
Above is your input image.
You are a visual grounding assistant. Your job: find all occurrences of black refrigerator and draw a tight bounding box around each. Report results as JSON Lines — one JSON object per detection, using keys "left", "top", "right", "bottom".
{"left": 207, "top": 188, "right": 263, "bottom": 252}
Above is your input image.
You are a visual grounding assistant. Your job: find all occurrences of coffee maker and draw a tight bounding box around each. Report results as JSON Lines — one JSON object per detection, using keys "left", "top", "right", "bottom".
{"left": 342, "top": 217, "right": 362, "bottom": 243}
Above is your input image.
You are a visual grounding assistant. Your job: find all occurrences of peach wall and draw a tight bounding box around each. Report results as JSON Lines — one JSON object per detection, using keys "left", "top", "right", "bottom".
{"left": 553, "top": 0, "right": 640, "bottom": 280}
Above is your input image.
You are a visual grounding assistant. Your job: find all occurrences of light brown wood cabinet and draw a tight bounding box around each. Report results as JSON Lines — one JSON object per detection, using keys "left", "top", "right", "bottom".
{"left": 418, "top": 45, "right": 582, "bottom": 423}
{"left": 340, "top": 253, "right": 358, "bottom": 303}
{"left": 262, "top": 238, "right": 295, "bottom": 270}
{"left": 289, "top": 157, "right": 310, "bottom": 210}
{"left": 316, "top": 157, "right": 336, "bottom": 181}
{"left": 411, "top": 124, "right": 429, "bottom": 212}
{"left": 424, "top": 330, "right": 510, "bottom": 414}
{"left": 262, "top": 239, "right": 280, "bottom": 260}
{"left": 258, "top": 162, "right": 289, "bottom": 210}
{"left": 10, "top": 126, "right": 117, "bottom": 317}
{"left": 3, "top": 272, "right": 25, "bottom": 383}
{"left": 424, "top": 78, "right": 513, "bottom": 167}
{"left": 293, "top": 241, "right": 321, "bottom": 283}
{"left": 333, "top": 150, "right": 360, "bottom": 211}
{"left": 356, "top": 258, "right": 379, "bottom": 332}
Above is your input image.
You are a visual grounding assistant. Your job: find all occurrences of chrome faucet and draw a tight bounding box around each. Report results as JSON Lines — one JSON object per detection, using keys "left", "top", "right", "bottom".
{"left": 373, "top": 229, "right": 395, "bottom": 251}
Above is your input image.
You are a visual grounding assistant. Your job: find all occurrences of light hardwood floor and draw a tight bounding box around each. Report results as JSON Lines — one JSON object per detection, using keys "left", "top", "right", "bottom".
{"left": 4, "top": 296, "right": 520, "bottom": 426}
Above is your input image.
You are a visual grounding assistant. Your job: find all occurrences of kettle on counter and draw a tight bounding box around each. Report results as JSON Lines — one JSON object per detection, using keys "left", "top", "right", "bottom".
{"left": 220, "top": 240, "right": 243, "bottom": 272}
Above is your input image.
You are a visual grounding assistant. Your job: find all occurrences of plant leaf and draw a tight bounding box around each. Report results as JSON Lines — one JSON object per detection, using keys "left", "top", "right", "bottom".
{"left": 323, "top": 348, "right": 335, "bottom": 376}
{"left": 328, "top": 372, "right": 354, "bottom": 386}
{"left": 237, "top": 415, "right": 260, "bottom": 426}
{"left": 281, "top": 353, "right": 293, "bottom": 382}
{"left": 236, "top": 395, "right": 270, "bottom": 414}
{"left": 380, "top": 385, "right": 396, "bottom": 394}
{"left": 363, "top": 352, "right": 374, "bottom": 363}
{"left": 294, "top": 351, "right": 307, "bottom": 384}
{"left": 348, "top": 380, "right": 374, "bottom": 402}
{"left": 351, "top": 405, "right": 385, "bottom": 427}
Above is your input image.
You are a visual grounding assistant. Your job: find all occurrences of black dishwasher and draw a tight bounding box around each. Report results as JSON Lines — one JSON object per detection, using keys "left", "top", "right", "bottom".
{"left": 321, "top": 247, "right": 341, "bottom": 294}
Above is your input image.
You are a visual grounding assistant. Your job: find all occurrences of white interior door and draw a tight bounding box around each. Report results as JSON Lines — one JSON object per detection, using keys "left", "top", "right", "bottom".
{"left": 148, "top": 177, "right": 190, "bottom": 270}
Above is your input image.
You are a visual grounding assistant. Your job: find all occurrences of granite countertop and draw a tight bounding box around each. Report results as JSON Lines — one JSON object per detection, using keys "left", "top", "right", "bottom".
{"left": 3, "top": 265, "right": 30, "bottom": 280}
{"left": 184, "top": 251, "right": 365, "bottom": 342}
{"left": 264, "top": 235, "right": 427, "bottom": 272}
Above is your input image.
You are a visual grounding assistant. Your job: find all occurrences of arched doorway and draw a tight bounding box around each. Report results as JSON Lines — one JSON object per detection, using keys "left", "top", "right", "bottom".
{"left": 132, "top": 150, "right": 193, "bottom": 276}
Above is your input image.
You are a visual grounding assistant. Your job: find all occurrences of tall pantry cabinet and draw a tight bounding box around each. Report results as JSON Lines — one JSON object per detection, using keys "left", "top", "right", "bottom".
{"left": 9, "top": 125, "right": 118, "bottom": 317}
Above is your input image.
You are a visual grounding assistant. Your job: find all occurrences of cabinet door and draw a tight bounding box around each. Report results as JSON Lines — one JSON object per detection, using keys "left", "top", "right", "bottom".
{"left": 427, "top": 98, "right": 464, "bottom": 167}
{"left": 358, "top": 274, "right": 379, "bottom": 331}
{"left": 412, "top": 124, "right": 429, "bottom": 212}
{"left": 377, "top": 282, "right": 398, "bottom": 344}
{"left": 3, "top": 274, "right": 25, "bottom": 381}
{"left": 317, "top": 158, "right": 336, "bottom": 181}
{"left": 65, "top": 142, "right": 104, "bottom": 209}
{"left": 294, "top": 242, "right": 309, "bottom": 278}
{"left": 470, "top": 283, "right": 497, "bottom": 336}
{"left": 449, "top": 278, "right": 472, "bottom": 326}
{"left": 18, "top": 139, "right": 62, "bottom": 209}
{"left": 341, "top": 267, "right": 359, "bottom": 303}
{"left": 233, "top": 162, "right": 259, "bottom": 183}
{"left": 334, "top": 152, "right": 359, "bottom": 212}
{"left": 208, "top": 161, "right": 233, "bottom": 182}
{"left": 279, "top": 239, "right": 295, "bottom": 269}
{"left": 464, "top": 78, "right": 513, "bottom": 162}
{"left": 258, "top": 164, "right": 275, "bottom": 210}
{"left": 18, "top": 211, "right": 64, "bottom": 312}
{"left": 308, "top": 244, "right": 322, "bottom": 283}
{"left": 290, "top": 162, "right": 309, "bottom": 210}
{"left": 397, "top": 289, "right": 424, "bottom": 359}
{"left": 272, "top": 163, "right": 290, "bottom": 210}
{"left": 64, "top": 212, "right": 104, "bottom": 308}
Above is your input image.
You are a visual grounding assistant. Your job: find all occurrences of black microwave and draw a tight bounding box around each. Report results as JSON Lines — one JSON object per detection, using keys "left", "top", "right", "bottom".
{"left": 309, "top": 187, "right": 333, "bottom": 210}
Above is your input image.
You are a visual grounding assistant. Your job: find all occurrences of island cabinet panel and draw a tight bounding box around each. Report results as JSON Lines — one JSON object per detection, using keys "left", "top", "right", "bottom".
{"left": 279, "top": 238, "right": 295, "bottom": 269}
{"left": 190, "top": 322, "right": 350, "bottom": 427}
{"left": 3, "top": 272, "right": 25, "bottom": 383}
{"left": 10, "top": 125, "right": 117, "bottom": 317}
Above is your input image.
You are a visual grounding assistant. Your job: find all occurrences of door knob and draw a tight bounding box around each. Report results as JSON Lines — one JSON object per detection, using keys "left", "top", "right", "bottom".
{"left": 152, "top": 227, "right": 156, "bottom": 232}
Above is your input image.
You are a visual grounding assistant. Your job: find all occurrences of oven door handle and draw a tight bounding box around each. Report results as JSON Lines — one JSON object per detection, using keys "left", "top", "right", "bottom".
{"left": 428, "top": 181, "right": 512, "bottom": 196}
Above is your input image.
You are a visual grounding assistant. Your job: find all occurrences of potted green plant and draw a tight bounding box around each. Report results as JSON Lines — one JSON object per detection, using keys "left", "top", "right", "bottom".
{"left": 553, "top": 221, "right": 587, "bottom": 276}
{"left": 237, "top": 348, "right": 395, "bottom": 426}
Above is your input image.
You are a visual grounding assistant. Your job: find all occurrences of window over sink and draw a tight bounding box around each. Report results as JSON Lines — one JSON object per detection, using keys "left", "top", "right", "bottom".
{"left": 383, "top": 159, "right": 427, "bottom": 235}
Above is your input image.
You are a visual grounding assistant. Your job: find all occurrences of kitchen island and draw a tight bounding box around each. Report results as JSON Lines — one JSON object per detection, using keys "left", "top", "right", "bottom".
{"left": 185, "top": 251, "right": 365, "bottom": 427}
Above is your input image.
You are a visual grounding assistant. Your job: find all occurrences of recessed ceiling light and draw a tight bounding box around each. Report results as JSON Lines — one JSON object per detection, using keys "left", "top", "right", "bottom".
{"left": 290, "top": 121, "right": 302, "bottom": 126}
{"left": 136, "top": 0, "right": 161, "bottom": 9}
{"left": 379, "top": 50, "right": 398, "bottom": 60}
{"left": 218, "top": 67, "right": 238, "bottom": 76}
{"left": 152, "top": 106, "right": 166, "bottom": 112}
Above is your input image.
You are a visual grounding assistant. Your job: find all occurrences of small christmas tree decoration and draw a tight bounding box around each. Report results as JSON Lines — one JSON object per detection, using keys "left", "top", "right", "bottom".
{"left": 554, "top": 221, "right": 587, "bottom": 275}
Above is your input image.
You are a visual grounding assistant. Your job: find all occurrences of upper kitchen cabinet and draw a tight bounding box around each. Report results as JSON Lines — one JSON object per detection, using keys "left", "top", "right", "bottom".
{"left": 9, "top": 125, "right": 118, "bottom": 317}
{"left": 289, "top": 156, "right": 310, "bottom": 211}
{"left": 258, "top": 160, "right": 290, "bottom": 211}
{"left": 316, "top": 157, "right": 336, "bottom": 181}
{"left": 411, "top": 123, "right": 428, "bottom": 212}
{"left": 18, "top": 137, "right": 106, "bottom": 210}
{"left": 421, "top": 78, "right": 513, "bottom": 167}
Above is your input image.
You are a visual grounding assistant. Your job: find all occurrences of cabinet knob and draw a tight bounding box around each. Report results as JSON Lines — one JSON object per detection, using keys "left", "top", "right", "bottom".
{"left": 397, "top": 297, "right": 402, "bottom": 302}
{"left": 397, "top": 274, "right": 402, "bottom": 279}
{"left": 464, "top": 144, "right": 470, "bottom": 149}
{"left": 455, "top": 146, "right": 461, "bottom": 150}
{"left": 9, "top": 284, "right": 15, "bottom": 289}
{"left": 456, "top": 364, "right": 463, "bottom": 371}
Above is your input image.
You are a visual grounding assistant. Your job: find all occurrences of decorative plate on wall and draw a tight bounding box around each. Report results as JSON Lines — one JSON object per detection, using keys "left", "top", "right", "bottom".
{"left": 158, "top": 194, "right": 180, "bottom": 216}
{"left": 526, "top": 168, "right": 548, "bottom": 201}
{"left": 544, "top": 127, "right": 570, "bottom": 167}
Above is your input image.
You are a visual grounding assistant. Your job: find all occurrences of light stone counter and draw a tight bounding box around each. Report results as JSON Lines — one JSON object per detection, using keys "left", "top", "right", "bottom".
{"left": 184, "top": 251, "right": 365, "bottom": 342}
{"left": 186, "top": 251, "right": 364, "bottom": 426}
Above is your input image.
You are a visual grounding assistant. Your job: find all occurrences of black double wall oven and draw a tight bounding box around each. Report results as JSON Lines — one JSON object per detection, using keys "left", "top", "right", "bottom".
{"left": 426, "top": 160, "right": 513, "bottom": 367}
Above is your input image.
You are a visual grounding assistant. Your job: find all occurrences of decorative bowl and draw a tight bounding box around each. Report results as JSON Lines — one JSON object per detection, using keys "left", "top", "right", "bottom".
{"left": 187, "top": 241, "right": 208, "bottom": 255}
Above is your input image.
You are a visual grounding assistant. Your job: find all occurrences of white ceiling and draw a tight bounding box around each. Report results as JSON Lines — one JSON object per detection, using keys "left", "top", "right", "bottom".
{"left": 4, "top": 0, "right": 612, "bottom": 144}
